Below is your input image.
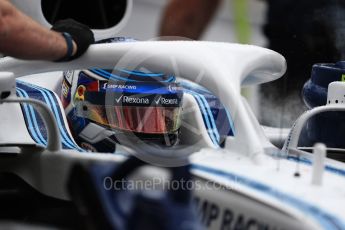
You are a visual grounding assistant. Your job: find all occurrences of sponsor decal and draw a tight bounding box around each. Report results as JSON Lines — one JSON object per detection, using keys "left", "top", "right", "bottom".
{"left": 100, "top": 81, "right": 182, "bottom": 94}
{"left": 103, "top": 82, "right": 137, "bottom": 90}
{"left": 63, "top": 70, "right": 74, "bottom": 84}
{"left": 62, "top": 80, "right": 70, "bottom": 98}
{"left": 83, "top": 92, "right": 182, "bottom": 107}
{"left": 194, "top": 197, "right": 278, "bottom": 230}
{"left": 155, "top": 96, "right": 179, "bottom": 106}
{"left": 112, "top": 94, "right": 181, "bottom": 107}
{"left": 122, "top": 95, "right": 150, "bottom": 105}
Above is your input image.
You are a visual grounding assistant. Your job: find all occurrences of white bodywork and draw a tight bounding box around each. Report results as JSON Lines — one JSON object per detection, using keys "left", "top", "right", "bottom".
{"left": 1, "top": 41, "right": 345, "bottom": 230}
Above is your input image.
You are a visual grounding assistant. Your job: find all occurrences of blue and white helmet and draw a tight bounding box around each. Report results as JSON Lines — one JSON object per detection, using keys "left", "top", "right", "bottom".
{"left": 61, "top": 38, "right": 234, "bottom": 153}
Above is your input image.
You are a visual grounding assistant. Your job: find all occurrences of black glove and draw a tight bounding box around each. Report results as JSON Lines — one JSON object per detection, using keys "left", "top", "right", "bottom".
{"left": 52, "top": 19, "right": 95, "bottom": 61}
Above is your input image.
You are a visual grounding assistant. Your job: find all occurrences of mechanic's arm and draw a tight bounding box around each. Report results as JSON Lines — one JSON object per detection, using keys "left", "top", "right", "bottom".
{"left": 0, "top": 0, "right": 93, "bottom": 61}
{"left": 159, "top": 0, "right": 222, "bottom": 40}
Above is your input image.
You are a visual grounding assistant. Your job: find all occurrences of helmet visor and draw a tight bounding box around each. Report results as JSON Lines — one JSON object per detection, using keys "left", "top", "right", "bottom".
{"left": 75, "top": 81, "right": 183, "bottom": 135}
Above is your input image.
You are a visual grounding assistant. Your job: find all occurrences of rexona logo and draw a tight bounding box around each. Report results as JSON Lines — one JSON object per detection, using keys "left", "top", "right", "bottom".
{"left": 123, "top": 96, "right": 150, "bottom": 104}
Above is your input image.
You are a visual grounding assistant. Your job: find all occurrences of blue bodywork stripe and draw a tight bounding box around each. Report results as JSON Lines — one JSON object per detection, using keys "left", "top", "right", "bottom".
{"left": 181, "top": 80, "right": 234, "bottom": 138}
{"left": 18, "top": 81, "right": 76, "bottom": 149}
{"left": 224, "top": 107, "right": 236, "bottom": 135}
{"left": 167, "top": 76, "right": 175, "bottom": 82}
{"left": 24, "top": 82, "right": 77, "bottom": 149}
{"left": 17, "top": 88, "right": 47, "bottom": 145}
{"left": 16, "top": 88, "right": 46, "bottom": 145}
{"left": 184, "top": 90, "right": 219, "bottom": 147}
{"left": 287, "top": 156, "right": 345, "bottom": 177}
{"left": 17, "top": 81, "right": 83, "bottom": 151}
{"left": 192, "top": 164, "right": 345, "bottom": 230}
{"left": 198, "top": 95, "right": 220, "bottom": 142}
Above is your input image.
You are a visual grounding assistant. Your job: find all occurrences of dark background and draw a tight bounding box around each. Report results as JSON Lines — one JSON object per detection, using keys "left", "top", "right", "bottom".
{"left": 42, "top": 0, "right": 127, "bottom": 29}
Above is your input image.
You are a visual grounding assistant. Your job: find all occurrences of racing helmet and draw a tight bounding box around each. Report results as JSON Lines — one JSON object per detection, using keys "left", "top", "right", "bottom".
{"left": 61, "top": 38, "right": 184, "bottom": 152}
{"left": 300, "top": 61, "right": 345, "bottom": 150}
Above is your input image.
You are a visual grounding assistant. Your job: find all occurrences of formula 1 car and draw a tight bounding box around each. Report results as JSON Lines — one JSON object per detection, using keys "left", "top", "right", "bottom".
{"left": 1, "top": 36, "right": 345, "bottom": 230}
{"left": 2, "top": 0, "right": 345, "bottom": 229}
